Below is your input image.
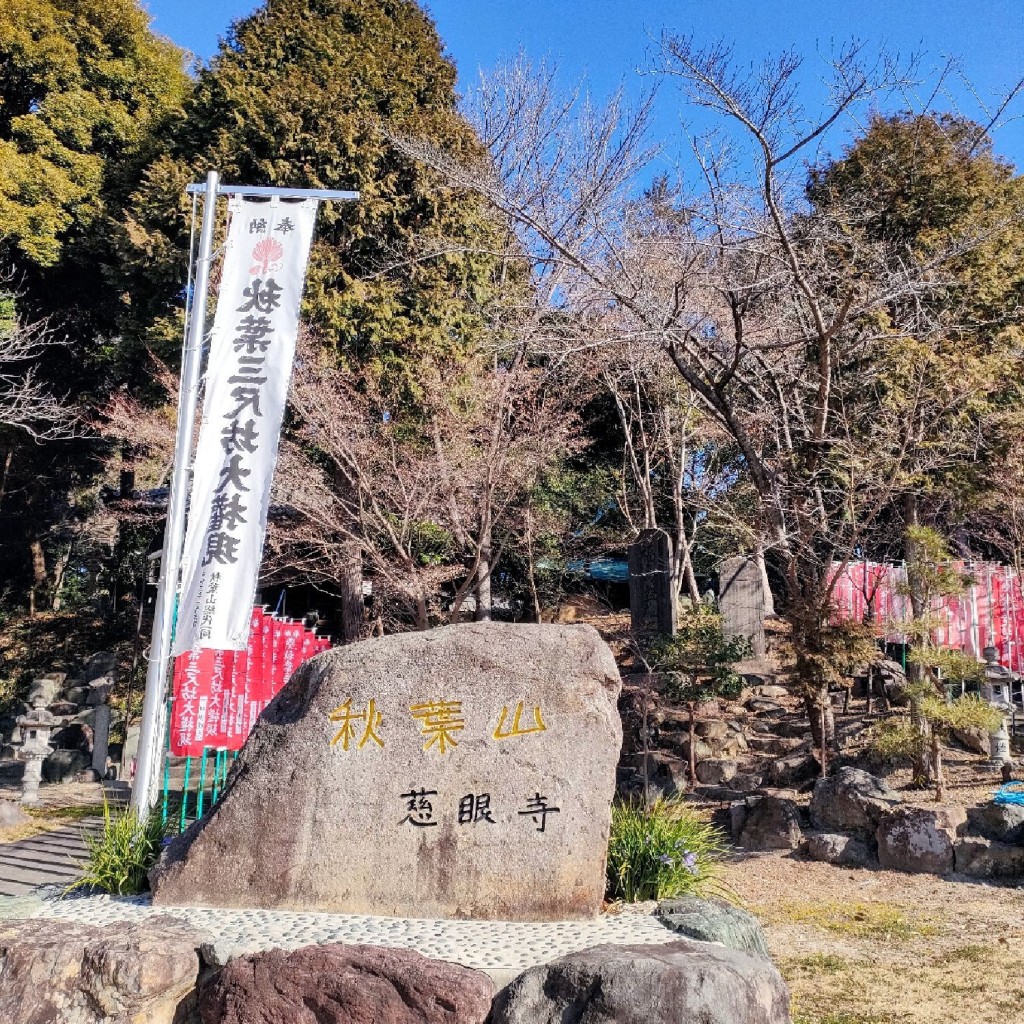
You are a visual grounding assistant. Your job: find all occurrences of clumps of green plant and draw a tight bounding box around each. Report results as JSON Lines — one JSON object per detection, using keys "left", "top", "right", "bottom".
{"left": 866, "top": 718, "right": 920, "bottom": 765}
{"left": 606, "top": 796, "right": 729, "bottom": 902}
{"left": 68, "top": 802, "right": 167, "bottom": 896}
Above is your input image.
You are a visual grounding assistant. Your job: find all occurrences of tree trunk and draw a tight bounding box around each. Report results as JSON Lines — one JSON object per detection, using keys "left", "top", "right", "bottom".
{"left": 805, "top": 687, "right": 835, "bottom": 774}
{"left": 932, "top": 730, "right": 945, "bottom": 802}
{"left": 474, "top": 526, "right": 493, "bottom": 622}
{"left": 29, "top": 537, "right": 47, "bottom": 617}
{"left": 337, "top": 541, "right": 364, "bottom": 644}
{"left": 688, "top": 702, "right": 697, "bottom": 787}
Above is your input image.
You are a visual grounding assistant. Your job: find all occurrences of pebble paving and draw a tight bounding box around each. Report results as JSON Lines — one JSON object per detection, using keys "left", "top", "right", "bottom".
{"left": 27, "top": 892, "right": 676, "bottom": 971}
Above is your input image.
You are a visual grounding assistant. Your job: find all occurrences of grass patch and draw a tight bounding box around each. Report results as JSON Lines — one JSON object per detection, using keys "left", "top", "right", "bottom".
{"left": 794, "top": 1013, "right": 904, "bottom": 1024}
{"left": 930, "top": 944, "right": 992, "bottom": 966}
{"left": 67, "top": 802, "right": 166, "bottom": 896}
{"left": 780, "top": 952, "right": 851, "bottom": 976}
{"left": 765, "top": 901, "right": 941, "bottom": 941}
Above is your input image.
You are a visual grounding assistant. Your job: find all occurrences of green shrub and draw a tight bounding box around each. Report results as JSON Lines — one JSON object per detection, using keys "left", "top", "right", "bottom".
{"left": 606, "top": 797, "right": 729, "bottom": 902}
{"left": 68, "top": 802, "right": 167, "bottom": 896}
{"left": 866, "top": 718, "right": 920, "bottom": 765}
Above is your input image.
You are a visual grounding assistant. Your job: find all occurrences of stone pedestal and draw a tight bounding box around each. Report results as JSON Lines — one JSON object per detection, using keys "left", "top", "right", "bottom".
{"left": 19, "top": 755, "right": 44, "bottom": 806}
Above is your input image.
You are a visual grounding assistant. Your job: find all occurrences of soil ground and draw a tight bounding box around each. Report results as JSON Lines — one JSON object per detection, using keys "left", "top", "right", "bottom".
{"left": 723, "top": 849, "right": 1024, "bottom": 1024}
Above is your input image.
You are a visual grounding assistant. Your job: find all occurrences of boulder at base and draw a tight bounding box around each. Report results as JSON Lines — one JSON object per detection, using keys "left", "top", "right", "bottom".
{"left": 152, "top": 623, "right": 622, "bottom": 920}
{"left": 0, "top": 917, "right": 204, "bottom": 1024}
{"left": 657, "top": 897, "right": 771, "bottom": 956}
{"left": 876, "top": 806, "right": 967, "bottom": 875}
{"left": 490, "top": 941, "right": 790, "bottom": 1024}
{"left": 197, "top": 944, "right": 494, "bottom": 1024}
{"left": 810, "top": 767, "right": 902, "bottom": 839}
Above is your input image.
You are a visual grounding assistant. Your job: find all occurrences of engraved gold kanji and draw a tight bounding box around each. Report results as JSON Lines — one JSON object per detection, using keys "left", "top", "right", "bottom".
{"left": 328, "top": 698, "right": 384, "bottom": 750}
{"left": 409, "top": 699, "right": 465, "bottom": 754}
{"left": 493, "top": 701, "right": 547, "bottom": 741}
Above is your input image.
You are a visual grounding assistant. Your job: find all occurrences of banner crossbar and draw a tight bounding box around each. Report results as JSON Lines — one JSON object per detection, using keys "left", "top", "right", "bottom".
{"left": 186, "top": 183, "right": 359, "bottom": 201}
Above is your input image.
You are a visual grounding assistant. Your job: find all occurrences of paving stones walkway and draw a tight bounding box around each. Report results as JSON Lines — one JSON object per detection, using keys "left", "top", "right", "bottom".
{"left": 28, "top": 893, "right": 676, "bottom": 981}
{"left": 0, "top": 817, "right": 101, "bottom": 897}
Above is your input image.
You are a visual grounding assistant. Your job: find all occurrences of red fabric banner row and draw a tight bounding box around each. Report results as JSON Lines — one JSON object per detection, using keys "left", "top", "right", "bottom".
{"left": 831, "top": 560, "right": 1024, "bottom": 674}
{"left": 170, "top": 607, "right": 330, "bottom": 756}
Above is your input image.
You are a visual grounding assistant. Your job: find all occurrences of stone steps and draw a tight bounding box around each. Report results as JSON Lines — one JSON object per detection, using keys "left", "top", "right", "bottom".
{"left": 0, "top": 820, "right": 102, "bottom": 897}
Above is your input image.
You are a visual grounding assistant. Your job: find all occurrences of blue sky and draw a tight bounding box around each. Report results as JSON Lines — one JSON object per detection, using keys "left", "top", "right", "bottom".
{"left": 143, "top": 1, "right": 1024, "bottom": 170}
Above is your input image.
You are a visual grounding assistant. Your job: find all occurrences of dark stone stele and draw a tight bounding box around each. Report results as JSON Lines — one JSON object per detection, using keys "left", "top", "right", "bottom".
{"left": 628, "top": 528, "right": 676, "bottom": 635}
{"left": 151, "top": 622, "right": 622, "bottom": 921}
{"left": 0, "top": 917, "right": 205, "bottom": 1024}
{"left": 490, "top": 941, "right": 790, "bottom": 1024}
{"left": 197, "top": 944, "right": 494, "bottom": 1024}
{"left": 656, "top": 896, "right": 771, "bottom": 956}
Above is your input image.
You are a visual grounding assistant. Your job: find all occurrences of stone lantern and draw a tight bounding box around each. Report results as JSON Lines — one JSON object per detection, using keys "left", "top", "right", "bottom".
{"left": 982, "top": 647, "right": 1014, "bottom": 768}
{"left": 14, "top": 699, "right": 57, "bottom": 806}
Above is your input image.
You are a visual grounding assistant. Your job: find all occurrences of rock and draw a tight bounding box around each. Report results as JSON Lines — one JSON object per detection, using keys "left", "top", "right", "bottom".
{"left": 966, "top": 802, "right": 1024, "bottom": 844}
{"left": 876, "top": 805, "right": 967, "bottom": 875}
{"left": 197, "top": 944, "right": 493, "bottom": 1024}
{"left": 696, "top": 758, "right": 739, "bottom": 785}
{"left": 755, "top": 685, "right": 789, "bottom": 699}
{"left": 490, "top": 941, "right": 790, "bottom": 1024}
{"left": 26, "top": 677, "right": 62, "bottom": 708}
{"left": 719, "top": 732, "right": 749, "bottom": 756}
{"left": 41, "top": 748, "right": 91, "bottom": 783}
{"left": 747, "top": 734, "right": 804, "bottom": 755}
{"left": 730, "top": 771, "right": 765, "bottom": 792}
{"left": 665, "top": 734, "right": 715, "bottom": 764}
{"left": 954, "top": 836, "right": 1024, "bottom": 878}
{"left": 805, "top": 832, "right": 873, "bottom": 867}
{"left": 0, "top": 917, "right": 204, "bottom": 1024}
{"left": 46, "top": 699, "right": 78, "bottom": 717}
{"left": 745, "top": 697, "right": 786, "bottom": 715}
{"left": 767, "top": 752, "right": 818, "bottom": 787}
{"left": 657, "top": 897, "right": 770, "bottom": 956}
{"left": 82, "top": 652, "right": 117, "bottom": 684}
{"left": 696, "top": 719, "right": 730, "bottom": 741}
{"left": 772, "top": 721, "right": 813, "bottom": 739}
{"left": 736, "top": 796, "right": 804, "bottom": 851}
{"left": 951, "top": 725, "right": 991, "bottom": 756}
{"left": 152, "top": 623, "right": 622, "bottom": 920}
{"left": 63, "top": 685, "right": 89, "bottom": 706}
{"left": 643, "top": 753, "right": 691, "bottom": 798}
{"left": 809, "top": 767, "right": 902, "bottom": 839}
{"left": 0, "top": 802, "right": 30, "bottom": 829}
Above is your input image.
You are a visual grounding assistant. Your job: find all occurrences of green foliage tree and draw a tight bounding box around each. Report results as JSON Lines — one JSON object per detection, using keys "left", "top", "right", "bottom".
{"left": 646, "top": 610, "right": 750, "bottom": 786}
{"left": 808, "top": 113, "right": 1024, "bottom": 540}
{"left": 0, "top": 0, "right": 189, "bottom": 616}
{"left": 0, "top": 0, "right": 189, "bottom": 272}
{"left": 115, "top": 0, "right": 506, "bottom": 394}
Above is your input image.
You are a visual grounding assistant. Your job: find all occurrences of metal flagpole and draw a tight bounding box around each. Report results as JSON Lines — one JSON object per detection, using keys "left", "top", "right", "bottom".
{"left": 132, "top": 169, "right": 222, "bottom": 815}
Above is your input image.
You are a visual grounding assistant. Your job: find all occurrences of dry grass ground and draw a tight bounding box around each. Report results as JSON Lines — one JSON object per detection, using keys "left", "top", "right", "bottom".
{"left": 723, "top": 851, "right": 1024, "bottom": 1024}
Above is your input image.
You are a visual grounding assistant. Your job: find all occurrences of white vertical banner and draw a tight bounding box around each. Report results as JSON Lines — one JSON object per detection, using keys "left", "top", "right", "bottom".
{"left": 173, "top": 196, "right": 319, "bottom": 654}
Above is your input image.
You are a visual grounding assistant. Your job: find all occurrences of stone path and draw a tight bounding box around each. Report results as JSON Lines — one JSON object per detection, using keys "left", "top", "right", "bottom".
{"left": 0, "top": 818, "right": 101, "bottom": 897}
{"left": 27, "top": 893, "right": 676, "bottom": 982}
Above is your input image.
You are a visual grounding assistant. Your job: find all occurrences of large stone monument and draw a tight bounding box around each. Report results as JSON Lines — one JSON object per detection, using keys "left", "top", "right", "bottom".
{"left": 151, "top": 623, "right": 622, "bottom": 921}
{"left": 628, "top": 529, "right": 676, "bottom": 635}
{"left": 718, "top": 556, "right": 767, "bottom": 659}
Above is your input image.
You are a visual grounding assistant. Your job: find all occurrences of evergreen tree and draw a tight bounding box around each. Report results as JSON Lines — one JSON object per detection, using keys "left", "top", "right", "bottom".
{"left": 115, "top": 0, "right": 505, "bottom": 393}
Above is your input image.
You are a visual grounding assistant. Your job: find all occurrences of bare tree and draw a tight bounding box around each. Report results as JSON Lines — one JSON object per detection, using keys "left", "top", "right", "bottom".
{"left": 0, "top": 278, "right": 78, "bottom": 443}
{"left": 269, "top": 328, "right": 582, "bottom": 631}
{"left": 396, "top": 46, "right": 1023, "bottom": 754}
